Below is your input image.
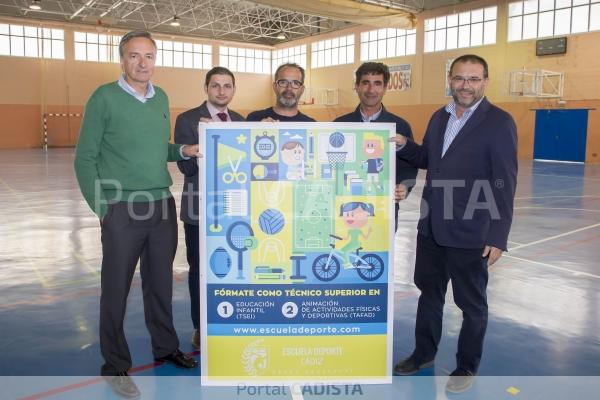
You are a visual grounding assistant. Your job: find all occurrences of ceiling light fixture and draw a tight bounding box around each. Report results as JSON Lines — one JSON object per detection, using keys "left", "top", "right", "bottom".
{"left": 29, "top": 0, "right": 42, "bottom": 10}
{"left": 170, "top": 16, "right": 180, "bottom": 27}
{"left": 276, "top": 31, "right": 286, "bottom": 40}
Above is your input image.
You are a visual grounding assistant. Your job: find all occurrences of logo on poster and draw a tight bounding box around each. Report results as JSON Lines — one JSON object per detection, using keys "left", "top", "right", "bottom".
{"left": 242, "top": 339, "right": 269, "bottom": 376}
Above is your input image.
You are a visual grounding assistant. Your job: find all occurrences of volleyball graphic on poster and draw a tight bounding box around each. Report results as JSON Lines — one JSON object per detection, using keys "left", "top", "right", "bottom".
{"left": 258, "top": 209, "right": 285, "bottom": 235}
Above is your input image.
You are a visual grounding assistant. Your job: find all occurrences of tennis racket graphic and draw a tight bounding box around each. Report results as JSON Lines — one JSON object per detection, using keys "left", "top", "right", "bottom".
{"left": 226, "top": 221, "right": 256, "bottom": 280}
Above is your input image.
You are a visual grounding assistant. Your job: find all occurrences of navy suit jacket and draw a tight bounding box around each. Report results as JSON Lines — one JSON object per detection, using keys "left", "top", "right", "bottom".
{"left": 334, "top": 104, "right": 418, "bottom": 189}
{"left": 175, "top": 101, "right": 245, "bottom": 224}
{"left": 397, "top": 97, "right": 517, "bottom": 250}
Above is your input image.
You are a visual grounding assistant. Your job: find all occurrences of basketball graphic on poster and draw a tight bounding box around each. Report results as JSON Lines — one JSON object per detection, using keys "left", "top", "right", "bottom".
{"left": 329, "top": 131, "right": 345, "bottom": 148}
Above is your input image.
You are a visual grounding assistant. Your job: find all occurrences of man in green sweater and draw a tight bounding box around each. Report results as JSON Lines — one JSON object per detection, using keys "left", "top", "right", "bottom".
{"left": 74, "top": 31, "right": 200, "bottom": 398}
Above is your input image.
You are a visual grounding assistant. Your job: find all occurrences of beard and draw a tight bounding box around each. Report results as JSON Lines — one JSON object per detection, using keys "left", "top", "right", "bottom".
{"left": 277, "top": 91, "right": 299, "bottom": 108}
{"left": 451, "top": 88, "right": 483, "bottom": 109}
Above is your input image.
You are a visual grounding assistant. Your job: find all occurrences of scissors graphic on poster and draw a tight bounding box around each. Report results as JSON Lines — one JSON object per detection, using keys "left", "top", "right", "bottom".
{"left": 223, "top": 156, "right": 248, "bottom": 184}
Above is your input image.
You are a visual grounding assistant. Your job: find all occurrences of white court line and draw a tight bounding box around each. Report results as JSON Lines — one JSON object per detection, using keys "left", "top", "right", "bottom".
{"left": 290, "top": 384, "right": 304, "bottom": 400}
{"left": 394, "top": 280, "right": 415, "bottom": 286}
{"left": 397, "top": 209, "right": 420, "bottom": 215}
{"left": 534, "top": 159, "right": 584, "bottom": 164}
{"left": 515, "top": 195, "right": 600, "bottom": 200}
{"left": 514, "top": 206, "right": 600, "bottom": 213}
{"left": 0, "top": 177, "right": 17, "bottom": 194}
{"left": 531, "top": 172, "right": 600, "bottom": 181}
{"left": 503, "top": 254, "right": 600, "bottom": 280}
{"left": 509, "top": 222, "right": 600, "bottom": 251}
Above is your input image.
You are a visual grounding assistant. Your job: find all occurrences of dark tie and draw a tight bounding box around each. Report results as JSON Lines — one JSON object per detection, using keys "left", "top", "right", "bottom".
{"left": 217, "top": 112, "right": 228, "bottom": 121}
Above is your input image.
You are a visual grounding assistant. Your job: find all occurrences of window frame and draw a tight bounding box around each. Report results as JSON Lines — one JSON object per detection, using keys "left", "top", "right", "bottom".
{"left": 507, "top": 0, "right": 600, "bottom": 41}
{"left": 219, "top": 46, "right": 271, "bottom": 74}
{"left": 359, "top": 28, "right": 417, "bottom": 61}
{"left": 424, "top": 6, "right": 498, "bottom": 53}
{"left": 0, "top": 23, "right": 64, "bottom": 59}
{"left": 272, "top": 44, "right": 307, "bottom": 72}
{"left": 311, "top": 34, "right": 355, "bottom": 69}
{"left": 74, "top": 31, "right": 121, "bottom": 63}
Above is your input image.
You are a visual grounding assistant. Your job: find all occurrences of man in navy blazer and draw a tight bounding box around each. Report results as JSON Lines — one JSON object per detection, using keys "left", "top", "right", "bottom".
{"left": 391, "top": 55, "right": 517, "bottom": 393}
{"left": 334, "top": 62, "right": 417, "bottom": 230}
{"left": 175, "top": 67, "right": 244, "bottom": 350}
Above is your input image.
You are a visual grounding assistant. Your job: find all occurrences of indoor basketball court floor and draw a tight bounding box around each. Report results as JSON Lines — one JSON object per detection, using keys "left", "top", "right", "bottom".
{"left": 0, "top": 148, "right": 598, "bottom": 399}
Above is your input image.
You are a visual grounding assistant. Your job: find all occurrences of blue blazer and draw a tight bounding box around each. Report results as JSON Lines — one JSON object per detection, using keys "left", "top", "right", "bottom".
{"left": 397, "top": 98, "right": 518, "bottom": 250}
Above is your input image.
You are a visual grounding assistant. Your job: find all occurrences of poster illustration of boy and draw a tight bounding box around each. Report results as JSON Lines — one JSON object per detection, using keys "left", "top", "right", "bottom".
{"left": 281, "top": 141, "right": 305, "bottom": 180}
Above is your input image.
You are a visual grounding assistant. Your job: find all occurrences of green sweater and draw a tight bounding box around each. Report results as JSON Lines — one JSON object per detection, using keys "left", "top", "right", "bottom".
{"left": 74, "top": 82, "right": 183, "bottom": 217}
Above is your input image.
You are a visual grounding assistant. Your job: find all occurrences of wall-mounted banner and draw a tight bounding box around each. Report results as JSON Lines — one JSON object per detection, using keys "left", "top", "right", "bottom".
{"left": 445, "top": 58, "right": 455, "bottom": 97}
{"left": 199, "top": 122, "right": 395, "bottom": 386}
{"left": 387, "top": 64, "right": 411, "bottom": 91}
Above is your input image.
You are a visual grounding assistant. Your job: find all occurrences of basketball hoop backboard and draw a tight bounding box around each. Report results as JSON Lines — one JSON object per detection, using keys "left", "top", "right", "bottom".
{"left": 509, "top": 69, "right": 564, "bottom": 98}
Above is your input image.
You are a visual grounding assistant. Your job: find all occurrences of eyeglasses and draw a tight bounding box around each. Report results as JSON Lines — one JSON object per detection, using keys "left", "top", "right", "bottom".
{"left": 276, "top": 79, "right": 303, "bottom": 89}
{"left": 450, "top": 76, "right": 484, "bottom": 85}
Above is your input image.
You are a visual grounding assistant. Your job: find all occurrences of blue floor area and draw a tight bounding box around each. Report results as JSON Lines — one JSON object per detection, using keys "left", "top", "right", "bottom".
{"left": 1, "top": 150, "right": 599, "bottom": 399}
{"left": 4, "top": 376, "right": 600, "bottom": 400}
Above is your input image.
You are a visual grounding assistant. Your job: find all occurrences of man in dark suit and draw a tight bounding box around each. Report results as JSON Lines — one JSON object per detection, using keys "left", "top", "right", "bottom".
{"left": 391, "top": 55, "right": 518, "bottom": 393}
{"left": 175, "top": 66, "right": 244, "bottom": 349}
{"left": 334, "top": 62, "right": 417, "bottom": 230}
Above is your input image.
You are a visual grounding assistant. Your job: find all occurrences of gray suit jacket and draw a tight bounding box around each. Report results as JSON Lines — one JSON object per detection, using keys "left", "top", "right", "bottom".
{"left": 175, "top": 101, "right": 245, "bottom": 225}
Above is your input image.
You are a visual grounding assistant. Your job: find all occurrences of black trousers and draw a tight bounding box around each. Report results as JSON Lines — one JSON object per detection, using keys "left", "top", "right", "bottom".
{"left": 99, "top": 198, "right": 179, "bottom": 375}
{"left": 183, "top": 223, "right": 200, "bottom": 330}
{"left": 412, "top": 233, "right": 489, "bottom": 374}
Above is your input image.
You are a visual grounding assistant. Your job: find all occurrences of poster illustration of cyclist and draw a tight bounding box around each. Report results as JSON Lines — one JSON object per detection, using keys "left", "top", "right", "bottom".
{"left": 199, "top": 122, "right": 396, "bottom": 385}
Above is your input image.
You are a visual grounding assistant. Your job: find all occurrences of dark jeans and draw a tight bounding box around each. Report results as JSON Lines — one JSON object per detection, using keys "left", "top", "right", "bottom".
{"left": 184, "top": 223, "right": 200, "bottom": 330}
{"left": 412, "top": 234, "right": 489, "bottom": 374}
{"left": 99, "top": 198, "right": 179, "bottom": 375}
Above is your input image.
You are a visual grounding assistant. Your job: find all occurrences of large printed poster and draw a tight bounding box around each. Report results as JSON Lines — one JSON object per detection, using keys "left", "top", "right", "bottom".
{"left": 199, "top": 122, "right": 395, "bottom": 385}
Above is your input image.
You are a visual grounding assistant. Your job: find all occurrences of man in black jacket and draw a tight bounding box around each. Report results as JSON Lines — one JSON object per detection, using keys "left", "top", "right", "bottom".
{"left": 247, "top": 63, "right": 315, "bottom": 122}
{"left": 175, "top": 66, "right": 244, "bottom": 349}
{"left": 334, "top": 62, "right": 417, "bottom": 230}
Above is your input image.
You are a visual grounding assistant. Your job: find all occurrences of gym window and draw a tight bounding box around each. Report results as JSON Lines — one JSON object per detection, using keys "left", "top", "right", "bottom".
{"left": 219, "top": 46, "right": 271, "bottom": 74}
{"left": 74, "top": 32, "right": 120, "bottom": 63}
{"left": 311, "top": 34, "right": 354, "bottom": 68}
{"left": 156, "top": 40, "right": 212, "bottom": 69}
{"left": 360, "top": 28, "right": 416, "bottom": 61}
{"left": 508, "top": 0, "right": 600, "bottom": 41}
{"left": 0, "top": 24, "right": 64, "bottom": 59}
{"left": 424, "top": 6, "right": 497, "bottom": 53}
{"left": 272, "top": 45, "right": 307, "bottom": 72}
